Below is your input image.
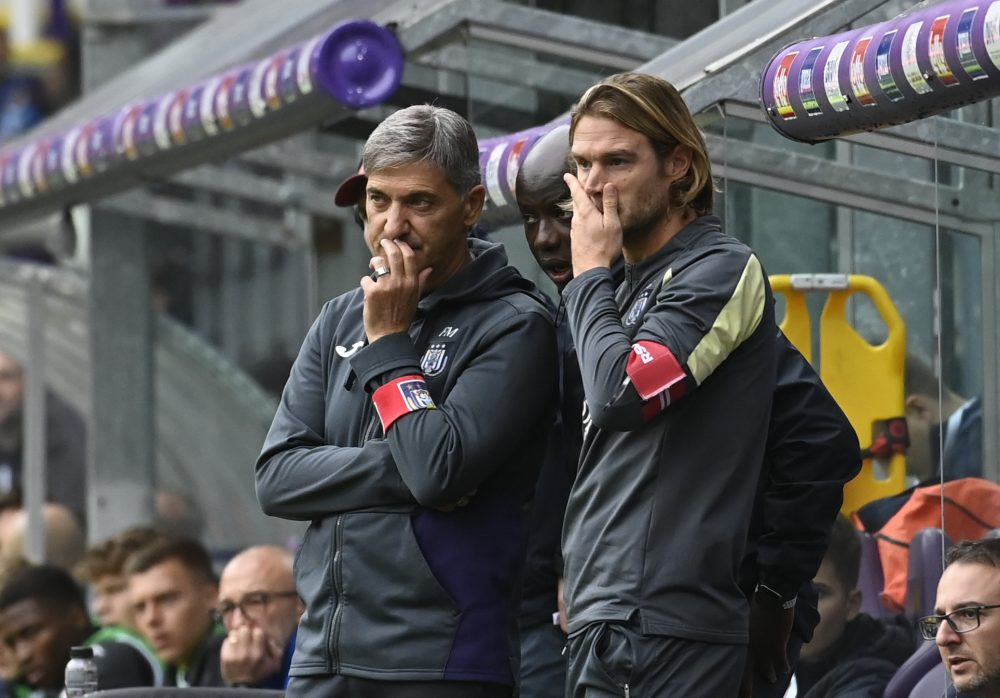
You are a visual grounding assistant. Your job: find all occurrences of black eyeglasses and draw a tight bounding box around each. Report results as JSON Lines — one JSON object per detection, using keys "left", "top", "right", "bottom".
{"left": 214, "top": 591, "right": 298, "bottom": 625}
{"left": 918, "top": 604, "right": 1000, "bottom": 640}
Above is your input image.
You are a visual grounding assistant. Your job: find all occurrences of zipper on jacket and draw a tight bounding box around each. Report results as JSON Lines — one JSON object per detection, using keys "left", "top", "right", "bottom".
{"left": 623, "top": 683, "right": 630, "bottom": 697}
{"left": 361, "top": 401, "right": 380, "bottom": 443}
{"left": 329, "top": 513, "right": 345, "bottom": 673}
{"left": 358, "top": 391, "right": 380, "bottom": 444}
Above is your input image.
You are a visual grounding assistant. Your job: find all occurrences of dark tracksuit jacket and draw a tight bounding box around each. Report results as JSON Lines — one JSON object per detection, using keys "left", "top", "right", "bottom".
{"left": 256, "top": 239, "right": 558, "bottom": 687}
{"left": 741, "top": 331, "right": 862, "bottom": 641}
{"left": 794, "top": 614, "right": 916, "bottom": 698}
{"left": 520, "top": 303, "right": 581, "bottom": 631}
{"left": 562, "top": 215, "right": 776, "bottom": 643}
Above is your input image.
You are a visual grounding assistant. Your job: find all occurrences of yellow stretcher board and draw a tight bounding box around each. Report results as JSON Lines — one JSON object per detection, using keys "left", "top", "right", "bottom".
{"left": 771, "top": 274, "right": 907, "bottom": 514}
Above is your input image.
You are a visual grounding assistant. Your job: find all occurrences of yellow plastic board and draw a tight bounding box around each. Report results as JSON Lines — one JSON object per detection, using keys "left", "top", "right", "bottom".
{"left": 771, "top": 274, "right": 907, "bottom": 513}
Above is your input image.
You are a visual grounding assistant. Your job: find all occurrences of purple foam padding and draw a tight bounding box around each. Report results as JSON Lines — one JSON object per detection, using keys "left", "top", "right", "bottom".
{"left": 180, "top": 81, "right": 209, "bottom": 143}
{"left": 0, "top": 20, "right": 404, "bottom": 207}
{"left": 87, "top": 116, "right": 115, "bottom": 173}
{"left": 859, "top": 531, "right": 888, "bottom": 618}
{"left": 227, "top": 65, "right": 255, "bottom": 128}
{"left": 133, "top": 102, "right": 160, "bottom": 159}
{"left": 311, "top": 19, "right": 405, "bottom": 109}
{"left": 760, "top": 0, "right": 1000, "bottom": 142}
{"left": 906, "top": 527, "right": 953, "bottom": 618}
{"left": 42, "top": 135, "right": 64, "bottom": 192}
{"left": 884, "top": 641, "right": 943, "bottom": 698}
{"left": 17, "top": 143, "right": 38, "bottom": 199}
{"left": 29, "top": 141, "right": 50, "bottom": 194}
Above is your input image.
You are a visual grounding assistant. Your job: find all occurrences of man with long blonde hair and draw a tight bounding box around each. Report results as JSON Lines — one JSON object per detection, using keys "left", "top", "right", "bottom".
{"left": 560, "top": 72, "right": 777, "bottom": 696}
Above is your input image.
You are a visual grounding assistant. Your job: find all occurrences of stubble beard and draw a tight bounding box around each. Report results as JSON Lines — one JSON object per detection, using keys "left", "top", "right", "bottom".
{"left": 620, "top": 191, "right": 672, "bottom": 249}
{"left": 954, "top": 661, "right": 1000, "bottom": 697}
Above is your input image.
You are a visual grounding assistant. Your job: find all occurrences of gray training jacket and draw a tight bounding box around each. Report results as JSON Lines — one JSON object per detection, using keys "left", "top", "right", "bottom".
{"left": 256, "top": 238, "right": 558, "bottom": 686}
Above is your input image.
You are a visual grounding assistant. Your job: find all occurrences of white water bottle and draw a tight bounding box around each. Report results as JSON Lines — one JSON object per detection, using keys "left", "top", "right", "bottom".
{"left": 64, "top": 646, "right": 98, "bottom": 697}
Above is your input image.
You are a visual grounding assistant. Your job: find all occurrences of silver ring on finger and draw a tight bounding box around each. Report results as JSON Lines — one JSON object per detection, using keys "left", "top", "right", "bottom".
{"left": 372, "top": 266, "right": 391, "bottom": 280}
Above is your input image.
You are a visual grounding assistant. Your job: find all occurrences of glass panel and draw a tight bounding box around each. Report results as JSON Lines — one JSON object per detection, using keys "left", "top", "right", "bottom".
{"left": 715, "top": 105, "right": 990, "bottom": 495}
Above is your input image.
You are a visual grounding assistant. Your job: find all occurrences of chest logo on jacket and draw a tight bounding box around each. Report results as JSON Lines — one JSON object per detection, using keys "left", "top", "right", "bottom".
{"left": 625, "top": 284, "right": 654, "bottom": 327}
{"left": 336, "top": 340, "right": 365, "bottom": 358}
{"left": 421, "top": 343, "right": 450, "bottom": 376}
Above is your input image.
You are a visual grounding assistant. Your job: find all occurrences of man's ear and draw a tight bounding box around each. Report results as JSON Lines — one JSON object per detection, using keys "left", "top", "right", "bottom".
{"left": 667, "top": 145, "right": 693, "bottom": 178}
{"left": 463, "top": 184, "right": 487, "bottom": 227}
{"left": 906, "top": 393, "right": 940, "bottom": 423}
{"left": 846, "top": 588, "right": 862, "bottom": 622}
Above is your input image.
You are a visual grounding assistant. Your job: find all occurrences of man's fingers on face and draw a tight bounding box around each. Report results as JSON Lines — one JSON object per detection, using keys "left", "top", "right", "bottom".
{"left": 395, "top": 239, "right": 417, "bottom": 277}
{"left": 369, "top": 255, "right": 387, "bottom": 272}
{"left": 563, "top": 173, "right": 584, "bottom": 202}
{"left": 379, "top": 238, "right": 403, "bottom": 272}
{"left": 602, "top": 184, "right": 618, "bottom": 217}
{"left": 564, "top": 172, "right": 598, "bottom": 217}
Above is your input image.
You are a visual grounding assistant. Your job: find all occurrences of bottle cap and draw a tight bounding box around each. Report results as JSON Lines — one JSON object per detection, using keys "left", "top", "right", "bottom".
{"left": 69, "top": 646, "right": 93, "bottom": 659}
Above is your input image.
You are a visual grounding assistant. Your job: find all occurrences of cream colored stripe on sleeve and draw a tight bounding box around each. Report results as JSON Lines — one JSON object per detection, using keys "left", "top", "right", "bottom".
{"left": 686, "top": 254, "right": 766, "bottom": 386}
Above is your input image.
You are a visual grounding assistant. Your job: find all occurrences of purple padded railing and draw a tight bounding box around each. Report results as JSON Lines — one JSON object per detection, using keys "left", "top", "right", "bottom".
{"left": 0, "top": 19, "right": 404, "bottom": 218}
{"left": 760, "top": 0, "right": 1000, "bottom": 142}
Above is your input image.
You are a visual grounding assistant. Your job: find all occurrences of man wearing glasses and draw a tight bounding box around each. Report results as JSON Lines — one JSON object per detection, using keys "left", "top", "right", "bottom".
{"left": 921, "top": 538, "right": 1000, "bottom": 697}
{"left": 217, "top": 545, "right": 303, "bottom": 689}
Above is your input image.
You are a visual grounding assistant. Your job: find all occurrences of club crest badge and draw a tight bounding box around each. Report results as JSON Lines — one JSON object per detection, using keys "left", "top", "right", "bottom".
{"left": 398, "top": 379, "right": 436, "bottom": 411}
{"left": 625, "top": 287, "right": 652, "bottom": 326}
{"left": 421, "top": 343, "right": 449, "bottom": 377}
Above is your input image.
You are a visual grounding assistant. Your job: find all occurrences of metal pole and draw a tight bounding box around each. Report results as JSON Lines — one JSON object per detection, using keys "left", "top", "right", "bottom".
{"left": 22, "top": 269, "right": 47, "bottom": 563}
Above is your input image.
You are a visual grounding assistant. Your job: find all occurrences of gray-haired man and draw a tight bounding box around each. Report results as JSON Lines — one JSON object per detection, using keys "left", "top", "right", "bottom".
{"left": 256, "top": 104, "right": 558, "bottom": 698}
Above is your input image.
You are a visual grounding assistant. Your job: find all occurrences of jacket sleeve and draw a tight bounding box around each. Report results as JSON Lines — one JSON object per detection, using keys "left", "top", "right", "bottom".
{"left": 350, "top": 307, "right": 558, "bottom": 509}
{"left": 755, "top": 331, "right": 861, "bottom": 598}
{"left": 255, "top": 307, "right": 416, "bottom": 521}
{"left": 562, "top": 248, "right": 768, "bottom": 432}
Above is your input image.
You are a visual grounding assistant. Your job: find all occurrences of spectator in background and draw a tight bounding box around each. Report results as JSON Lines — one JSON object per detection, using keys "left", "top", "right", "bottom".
{"left": 0, "top": 554, "right": 29, "bottom": 697}
{"left": 791, "top": 516, "right": 915, "bottom": 698}
{"left": 905, "top": 354, "right": 982, "bottom": 482}
{"left": 126, "top": 537, "right": 224, "bottom": 687}
{"left": 0, "top": 564, "right": 157, "bottom": 696}
{"left": 923, "top": 538, "right": 1000, "bottom": 698}
{"left": 0, "top": 350, "right": 86, "bottom": 523}
{"left": 75, "top": 526, "right": 164, "bottom": 630}
{"left": 152, "top": 487, "right": 205, "bottom": 540}
{"left": 0, "top": 500, "right": 84, "bottom": 570}
{"left": 216, "top": 545, "right": 302, "bottom": 689}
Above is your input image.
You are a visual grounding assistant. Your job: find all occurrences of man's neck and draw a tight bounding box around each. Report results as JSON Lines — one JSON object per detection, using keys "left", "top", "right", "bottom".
{"left": 622, "top": 208, "right": 698, "bottom": 264}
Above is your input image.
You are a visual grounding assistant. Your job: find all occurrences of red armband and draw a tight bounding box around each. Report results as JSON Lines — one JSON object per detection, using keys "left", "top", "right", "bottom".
{"left": 626, "top": 340, "right": 687, "bottom": 401}
{"left": 372, "top": 374, "right": 436, "bottom": 431}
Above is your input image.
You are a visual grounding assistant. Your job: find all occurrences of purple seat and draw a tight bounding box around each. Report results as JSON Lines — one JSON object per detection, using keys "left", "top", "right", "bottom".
{"left": 906, "top": 528, "right": 952, "bottom": 618}
{"left": 883, "top": 641, "right": 943, "bottom": 698}
{"left": 910, "top": 662, "right": 953, "bottom": 697}
{"left": 858, "top": 530, "right": 887, "bottom": 617}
